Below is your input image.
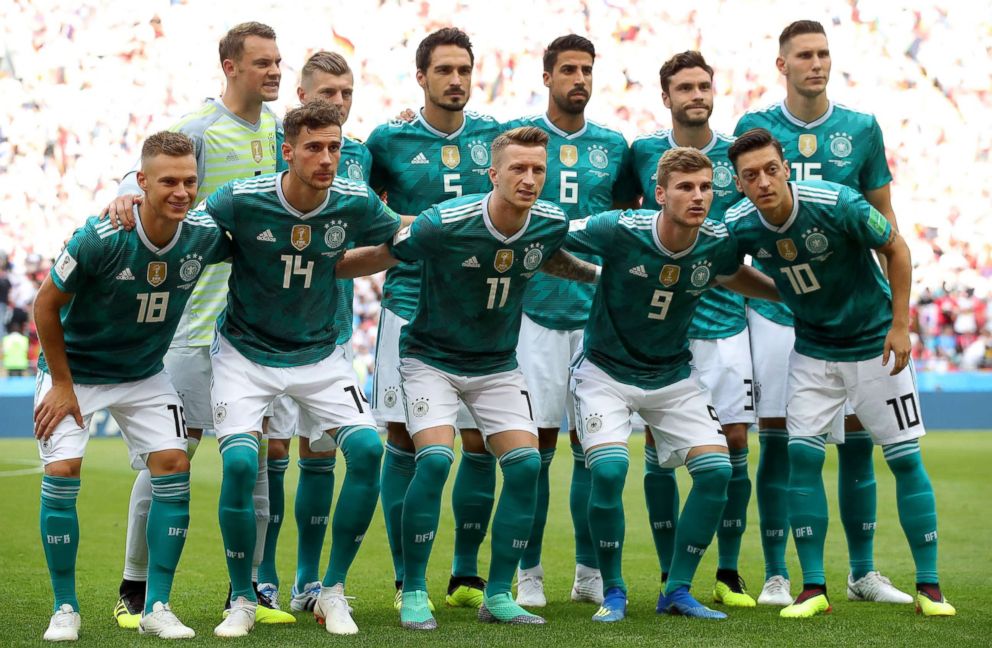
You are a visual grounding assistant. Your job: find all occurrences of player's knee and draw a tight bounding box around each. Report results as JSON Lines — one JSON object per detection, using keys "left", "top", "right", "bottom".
{"left": 500, "top": 447, "right": 541, "bottom": 484}
{"left": 221, "top": 446, "right": 259, "bottom": 486}
{"left": 267, "top": 438, "right": 290, "bottom": 461}
{"left": 148, "top": 449, "right": 190, "bottom": 475}
{"left": 689, "top": 459, "right": 732, "bottom": 496}
{"left": 338, "top": 426, "right": 383, "bottom": 469}
{"left": 386, "top": 422, "right": 415, "bottom": 450}
{"left": 44, "top": 460, "right": 80, "bottom": 479}
{"left": 459, "top": 428, "right": 486, "bottom": 453}
{"left": 722, "top": 424, "right": 748, "bottom": 450}
{"left": 590, "top": 459, "right": 628, "bottom": 494}
{"left": 415, "top": 448, "right": 454, "bottom": 489}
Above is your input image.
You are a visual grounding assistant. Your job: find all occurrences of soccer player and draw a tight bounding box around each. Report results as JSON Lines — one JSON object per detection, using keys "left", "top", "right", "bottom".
{"left": 257, "top": 50, "right": 373, "bottom": 614}
{"left": 365, "top": 27, "right": 504, "bottom": 610}
{"left": 734, "top": 20, "right": 910, "bottom": 605}
{"left": 565, "top": 147, "right": 779, "bottom": 623}
{"left": 337, "top": 127, "right": 596, "bottom": 629}
{"left": 725, "top": 128, "right": 954, "bottom": 618}
{"left": 207, "top": 101, "right": 399, "bottom": 637}
{"left": 104, "top": 22, "right": 294, "bottom": 626}
{"left": 629, "top": 51, "right": 757, "bottom": 607}
{"left": 503, "top": 34, "right": 637, "bottom": 607}
{"left": 33, "top": 132, "right": 229, "bottom": 641}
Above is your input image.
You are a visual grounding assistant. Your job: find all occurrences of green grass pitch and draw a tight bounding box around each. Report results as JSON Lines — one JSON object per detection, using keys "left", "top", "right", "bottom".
{"left": 1, "top": 432, "right": 989, "bottom": 646}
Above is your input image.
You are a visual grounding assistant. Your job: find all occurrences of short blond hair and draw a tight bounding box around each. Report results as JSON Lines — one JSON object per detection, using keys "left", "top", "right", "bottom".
{"left": 302, "top": 51, "right": 351, "bottom": 80}
{"left": 491, "top": 126, "right": 549, "bottom": 164}
{"left": 141, "top": 131, "right": 194, "bottom": 166}
{"left": 656, "top": 146, "right": 713, "bottom": 188}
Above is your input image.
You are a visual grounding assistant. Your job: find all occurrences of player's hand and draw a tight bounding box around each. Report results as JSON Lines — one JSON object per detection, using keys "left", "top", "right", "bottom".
{"left": 34, "top": 383, "right": 83, "bottom": 441}
{"left": 98, "top": 194, "right": 142, "bottom": 230}
{"left": 395, "top": 108, "right": 416, "bottom": 122}
{"left": 882, "top": 326, "right": 911, "bottom": 375}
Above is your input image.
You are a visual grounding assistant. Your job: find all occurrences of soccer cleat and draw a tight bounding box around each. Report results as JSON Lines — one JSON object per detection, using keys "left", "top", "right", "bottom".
{"left": 222, "top": 582, "right": 295, "bottom": 623}
{"left": 400, "top": 590, "right": 437, "bottom": 631}
{"left": 139, "top": 602, "right": 195, "bottom": 639}
{"left": 257, "top": 582, "right": 280, "bottom": 610}
{"left": 43, "top": 604, "right": 80, "bottom": 642}
{"left": 478, "top": 592, "right": 546, "bottom": 625}
{"left": 847, "top": 572, "right": 914, "bottom": 604}
{"left": 757, "top": 576, "right": 793, "bottom": 606}
{"left": 393, "top": 587, "right": 436, "bottom": 612}
{"left": 515, "top": 565, "right": 547, "bottom": 608}
{"left": 713, "top": 574, "right": 757, "bottom": 608}
{"left": 657, "top": 586, "right": 728, "bottom": 619}
{"left": 313, "top": 583, "right": 358, "bottom": 635}
{"left": 916, "top": 588, "right": 956, "bottom": 617}
{"left": 780, "top": 589, "right": 832, "bottom": 619}
{"left": 214, "top": 596, "right": 256, "bottom": 638}
{"left": 290, "top": 581, "right": 322, "bottom": 612}
{"left": 113, "top": 591, "right": 144, "bottom": 630}
{"left": 591, "top": 587, "right": 627, "bottom": 623}
{"left": 446, "top": 575, "right": 486, "bottom": 608}
{"left": 571, "top": 564, "right": 604, "bottom": 604}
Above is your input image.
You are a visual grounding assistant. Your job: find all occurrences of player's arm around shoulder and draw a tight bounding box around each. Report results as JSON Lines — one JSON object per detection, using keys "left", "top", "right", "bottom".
{"left": 876, "top": 226, "right": 913, "bottom": 375}
{"left": 716, "top": 265, "right": 780, "bottom": 301}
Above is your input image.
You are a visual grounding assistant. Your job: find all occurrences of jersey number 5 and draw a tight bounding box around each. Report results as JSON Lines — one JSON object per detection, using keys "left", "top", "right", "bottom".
{"left": 444, "top": 173, "right": 462, "bottom": 197}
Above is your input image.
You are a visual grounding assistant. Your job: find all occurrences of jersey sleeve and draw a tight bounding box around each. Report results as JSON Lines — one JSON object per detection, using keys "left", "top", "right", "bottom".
{"left": 169, "top": 126, "right": 207, "bottom": 187}
{"left": 733, "top": 114, "right": 755, "bottom": 137}
{"left": 192, "top": 210, "right": 232, "bottom": 263}
{"left": 365, "top": 127, "right": 389, "bottom": 193}
{"left": 51, "top": 223, "right": 103, "bottom": 293}
{"left": 612, "top": 140, "right": 640, "bottom": 204}
{"left": 860, "top": 117, "right": 893, "bottom": 192}
{"left": 713, "top": 235, "right": 742, "bottom": 279}
{"left": 565, "top": 210, "right": 619, "bottom": 258}
{"left": 839, "top": 186, "right": 892, "bottom": 249}
{"left": 204, "top": 182, "right": 236, "bottom": 232}
{"left": 359, "top": 189, "right": 402, "bottom": 246}
{"left": 389, "top": 207, "right": 443, "bottom": 262}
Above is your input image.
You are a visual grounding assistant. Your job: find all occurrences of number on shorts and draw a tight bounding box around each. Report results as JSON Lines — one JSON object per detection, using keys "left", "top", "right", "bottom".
{"left": 167, "top": 404, "right": 187, "bottom": 439}
{"left": 344, "top": 385, "right": 369, "bottom": 413}
{"left": 885, "top": 393, "right": 920, "bottom": 431}
{"left": 707, "top": 405, "right": 720, "bottom": 422}
{"left": 780, "top": 264, "right": 820, "bottom": 295}
{"left": 486, "top": 277, "right": 511, "bottom": 309}
{"left": 136, "top": 292, "right": 169, "bottom": 323}
{"left": 648, "top": 289, "right": 673, "bottom": 320}
{"left": 744, "top": 378, "right": 755, "bottom": 412}
{"left": 520, "top": 389, "right": 534, "bottom": 420}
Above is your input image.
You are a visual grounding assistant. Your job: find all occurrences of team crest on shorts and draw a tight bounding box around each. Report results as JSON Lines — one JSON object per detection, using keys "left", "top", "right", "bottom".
{"left": 829, "top": 132, "right": 853, "bottom": 158}
{"left": 588, "top": 145, "right": 609, "bottom": 169}
{"left": 494, "top": 249, "right": 514, "bottom": 273}
{"left": 802, "top": 227, "right": 829, "bottom": 254}
{"left": 659, "top": 264, "right": 680, "bottom": 287}
{"left": 411, "top": 397, "right": 430, "bottom": 417}
{"left": 584, "top": 414, "right": 603, "bottom": 434}
{"left": 179, "top": 254, "right": 203, "bottom": 282}
{"left": 560, "top": 145, "right": 578, "bottom": 168}
{"left": 690, "top": 260, "right": 712, "bottom": 287}
{"left": 324, "top": 220, "right": 348, "bottom": 249}
{"left": 523, "top": 243, "right": 544, "bottom": 271}
{"left": 213, "top": 402, "right": 228, "bottom": 425}
{"left": 383, "top": 387, "right": 398, "bottom": 408}
{"left": 776, "top": 239, "right": 798, "bottom": 261}
{"left": 292, "top": 224, "right": 312, "bottom": 251}
{"left": 441, "top": 145, "right": 460, "bottom": 169}
{"left": 146, "top": 261, "right": 167, "bottom": 287}
{"left": 251, "top": 139, "right": 264, "bottom": 163}
{"left": 798, "top": 134, "right": 817, "bottom": 158}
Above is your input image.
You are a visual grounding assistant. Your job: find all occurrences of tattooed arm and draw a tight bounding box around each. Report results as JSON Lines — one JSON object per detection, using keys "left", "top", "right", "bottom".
{"left": 540, "top": 250, "right": 600, "bottom": 284}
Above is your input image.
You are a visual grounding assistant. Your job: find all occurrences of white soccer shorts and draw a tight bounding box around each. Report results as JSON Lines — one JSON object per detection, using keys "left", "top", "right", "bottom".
{"left": 570, "top": 357, "right": 727, "bottom": 468}
{"left": 786, "top": 351, "right": 926, "bottom": 445}
{"left": 398, "top": 357, "right": 536, "bottom": 438}
{"left": 163, "top": 345, "right": 213, "bottom": 430}
{"left": 516, "top": 313, "right": 583, "bottom": 430}
{"left": 747, "top": 309, "right": 793, "bottom": 420}
{"left": 35, "top": 370, "right": 187, "bottom": 470}
{"left": 373, "top": 307, "right": 476, "bottom": 429}
{"left": 690, "top": 329, "right": 756, "bottom": 426}
{"left": 210, "top": 336, "right": 375, "bottom": 449}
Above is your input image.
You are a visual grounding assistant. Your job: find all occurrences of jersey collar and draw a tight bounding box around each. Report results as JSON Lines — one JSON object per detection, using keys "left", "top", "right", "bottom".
{"left": 666, "top": 129, "right": 717, "bottom": 154}
{"left": 482, "top": 192, "right": 531, "bottom": 244}
{"left": 275, "top": 170, "right": 331, "bottom": 219}
{"left": 416, "top": 109, "right": 467, "bottom": 139}
{"left": 756, "top": 182, "right": 800, "bottom": 233}
{"left": 651, "top": 209, "right": 699, "bottom": 259}
{"left": 779, "top": 99, "right": 835, "bottom": 129}
{"left": 134, "top": 205, "right": 183, "bottom": 256}
{"left": 213, "top": 98, "right": 267, "bottom": 132}
{"left": 540, "top": 113, "right": 588, "bottom": 140}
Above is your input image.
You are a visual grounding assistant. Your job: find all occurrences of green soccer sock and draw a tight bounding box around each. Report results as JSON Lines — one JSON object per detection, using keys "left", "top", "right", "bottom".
{"left": 258, "top": 456, "right": 289, "bottom": 587}
{"left": 381, "top": 442, "right": 415, "bottom": 584}
{"left": 587, "top": 446, "right": 630, "bottom": 593}
{"left": 401, "top": 445, "right": 454, "bottom": 593}
{"left": 883, "top": 441, "right": 939, "bottom": 583}
{"left": 451, "top": 449, "right": 496, "bottom": 578}
{"left": 294, "top": 456, "right": 335, "bottom": 588}
{"left": 837, "top": 432, "right": 877, "bottom": 579}
{"left": 757, "top": 430, "right": 790, "bottom": 580}
{"left": 717, "top": 448, "right": 751, "bottom": 571}
{"left": 40, "top": 475, "right": 81, "bottom": 612}
{"left": 145, "top": 472, "right": 191, "bottom": 613}
{"left": 520, "top": 448, "right": 555, "bottom": 570}
{"left": 323, "top": 426, "right": 382, "bottom": 587}
{"left": 787, "top": 435, "right": 829, "bottom": 586}
{"left": 218, "top": 434, "right": 259, "bottom": 602}
{"left": 665, "top": 453, "right": 731, "bottom": 594}
{"left": 569, "top": 443, "right": 597, "bottom": 568}
{"left": 644, "top": 445, "right": 679, "bottom": 576}
{"left": 486, "top": 447, "right": 541, "bottom": 597}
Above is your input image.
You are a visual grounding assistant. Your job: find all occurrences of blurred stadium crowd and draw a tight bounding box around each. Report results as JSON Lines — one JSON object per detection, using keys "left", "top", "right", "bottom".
{"left": 1, "top": 0, "right": 990, "bottom": 377}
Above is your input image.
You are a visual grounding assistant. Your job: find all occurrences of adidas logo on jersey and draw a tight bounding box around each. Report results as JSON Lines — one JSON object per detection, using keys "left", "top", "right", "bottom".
{"left": 462, "top": 256, "right": 480, "bottom": 268}
{"left": 115, "top": 268, "right": 135, "bottom": 280}
{"left": 629, "top": 264, "right": 648, "bottom": 278}
{"left": 757, "top": 248, "right": 772, "bottom": 258}
{"left": 411, "top": 152, "right": 429, "bottom": 164}
{"left": 257, "top": 229, "right": 276, "bottom": 242}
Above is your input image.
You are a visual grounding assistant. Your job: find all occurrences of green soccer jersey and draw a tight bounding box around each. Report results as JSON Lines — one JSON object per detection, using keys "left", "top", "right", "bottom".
{"left": 725, "top": 181, "right": 893, "bottom": 361}
{"left": 206, "top": 172, "right": 401, "bottom": 367}
{"left": 390, "top": 193, "right": 570, "bottom": 376}
{"left": 734, "top": 100, "right": 892, "bottom": 327}
{"left": 366, "top": 110, "right": 504, "bottom": 320}
{"left": 503, "top": 113, "right": 637, "bottom": 331}
{"left": 629, "top": 129, "right": 746, "bottom": 340}
{"left": 39, "top": 211, "right": 229, "bottom": 384}
{"left": 566, "top": 209, "right": 740, "bottom": 390}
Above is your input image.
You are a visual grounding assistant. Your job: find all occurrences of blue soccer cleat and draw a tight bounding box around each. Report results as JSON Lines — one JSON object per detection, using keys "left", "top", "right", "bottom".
{"left": 592, "top": 587, "right": 627, "bottom": 622}
{"left": 657, "top": 586, "right": 728, "bottom": 620}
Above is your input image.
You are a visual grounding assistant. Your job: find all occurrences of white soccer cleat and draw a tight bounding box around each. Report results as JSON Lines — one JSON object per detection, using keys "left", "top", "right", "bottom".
{"left": 139, "top": 602, "right": 195, "bottom": 639}
{"left": 757, "top": 575, "right": 793, "bottom": 606}
{"left": 571, "top": 563, "right": 604, "bottom": 605}
{"left": 515, "top": 565, "right": 547, "bottom": 608}
{"left": 43, "top": 604, "right": 80, "bottom": 642}
{"left": 847, "top": 571, "right": 914, "bottom": 604}
{"left": 313, "top": 583, "right": 358, "bottom": 635}
{"left": 257, "top": 582, "right": 280, "bottom": 610}
{"left": 213, "top": 596, "right": 255, "bottom": 638}
{"left": 290, "top": 581, "right": 322, "bottom": 612}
